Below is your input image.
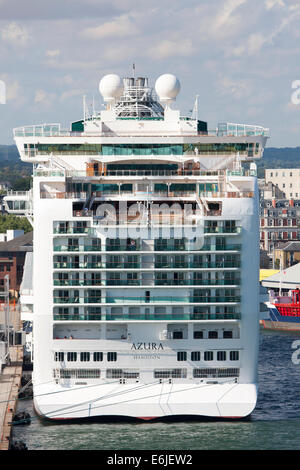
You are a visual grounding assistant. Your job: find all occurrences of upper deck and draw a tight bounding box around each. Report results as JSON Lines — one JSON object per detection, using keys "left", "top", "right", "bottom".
{"left": 13, "top": 73, "right": 269, "bottom": 170}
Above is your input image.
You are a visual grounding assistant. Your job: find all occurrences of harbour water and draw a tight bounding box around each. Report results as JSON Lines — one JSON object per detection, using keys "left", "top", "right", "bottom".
{"left": 12, "top": 330, "right": 300, "bottom": 450}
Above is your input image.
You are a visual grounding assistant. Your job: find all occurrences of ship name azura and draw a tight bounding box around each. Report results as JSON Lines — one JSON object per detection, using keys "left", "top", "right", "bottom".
{"left": 131, "top": 342, "right": 164, "bottom": 350}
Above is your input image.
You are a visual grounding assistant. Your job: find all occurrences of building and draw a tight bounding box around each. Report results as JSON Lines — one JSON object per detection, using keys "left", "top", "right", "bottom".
{"left": 258, "top": 179, "right": 285, "bottom": 200}
{"left": 260, "top": 249, "right": 271, "bottom": 269}
{"left": 0, "top": 182, "right": 12, "bottom": 192}
{"left": 274, "top": 241, "right": 300, "bottom": 269}
{"left": 265, "top": 169, "right": 300, "bottom": 199}
{"left": 0, "top": 229, "right": 24, "bottom": 243}
{"left": 259, "top": 197, "right": 300, "bottom": 252}
{"left": 0, "top": 231, "right": 33, "bottom": 296}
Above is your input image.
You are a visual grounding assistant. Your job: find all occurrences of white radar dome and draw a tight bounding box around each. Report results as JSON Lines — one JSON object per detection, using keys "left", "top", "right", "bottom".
{"left": 99, "top": 74, "right": 124, "bottom": 102}
{"left": 155, "top": 74, "right": 181, "bottom": 103}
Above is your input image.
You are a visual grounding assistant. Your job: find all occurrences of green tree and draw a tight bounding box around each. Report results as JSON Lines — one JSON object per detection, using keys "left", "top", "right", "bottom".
{"left": 0, "top": 215, "right": 32, "bottom": 234}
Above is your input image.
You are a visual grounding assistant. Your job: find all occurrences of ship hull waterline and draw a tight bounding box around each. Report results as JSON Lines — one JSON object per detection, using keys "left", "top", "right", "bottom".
{"left": 33, "top": 382, "right": 258, "bottom": 421}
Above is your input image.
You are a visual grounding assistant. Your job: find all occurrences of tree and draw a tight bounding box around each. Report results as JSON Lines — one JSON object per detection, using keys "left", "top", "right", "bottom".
{"left": 0, "top": 215, "right": 32, "bottom": 234}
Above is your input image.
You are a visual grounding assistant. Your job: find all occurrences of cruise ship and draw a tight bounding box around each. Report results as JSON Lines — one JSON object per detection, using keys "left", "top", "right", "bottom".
{"left": 14, "top": 72, "right": 269, "bottom": 420}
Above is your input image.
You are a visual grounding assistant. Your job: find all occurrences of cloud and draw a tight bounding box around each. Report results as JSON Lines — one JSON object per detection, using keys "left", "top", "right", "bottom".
{"left": 60, "top": 88, "right": 85, "bottom": 101}
{"left": 265, "top": 0, "right": 285, "bottom": 9}
{"left": 225, "top": 1, "right": 300, "bottom": 56}
{"left": 0, "top": 74, "right": 27, "bottom": 106}
{"left": 45, "top": 49, "right": 60, "bottom": 57}
{"left": 147, "top": 39, "right": 194, "bottom": 60}
{"left": 216, "top": 76, "right": 253, "bottom": 99}
{"left": 246, "top": 33, "right": 266, "bottom": 55}
{"left": 81, "top": 14, "right": 139, "bottom": 39}
{"left": 44, "top": 58, "right": 101, "bottom": 69}
{"left": 1, "top": 22, "right": 31, "bottom": 47}
{"left": 0, "top": 0, "right": 119, "bottom": 20}
{"left": 212, "top": 0, "right": 247, "bottom": 32}
{"left": 34, "top": 89, "right": 55, "bottom": 107}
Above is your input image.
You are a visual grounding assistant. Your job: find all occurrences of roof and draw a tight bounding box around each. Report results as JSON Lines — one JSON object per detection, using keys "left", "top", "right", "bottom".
{"left": 260, "top": 269, "right": 279, "bottom": 281}
{"left": 277, "top": 241, "right": 300, "bottom": 252}
{"left": 0, "top": 231, "right": 33, "bottom": 252}
{"left": 261, "top": 262, "right": 300, "bottom": 289}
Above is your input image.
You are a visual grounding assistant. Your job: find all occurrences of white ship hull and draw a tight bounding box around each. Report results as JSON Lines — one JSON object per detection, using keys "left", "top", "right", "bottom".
{"left": 34, "top": 382, "right": 257, "bottom": 420}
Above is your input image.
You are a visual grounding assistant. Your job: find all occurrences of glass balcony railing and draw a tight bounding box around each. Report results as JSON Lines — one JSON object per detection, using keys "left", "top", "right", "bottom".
{"left": 155, "top": 261, "right": 241, "bottom": 269}
{"left": 106, "top": 263, "right": 141, "bottom": 269}
{"left": 53, "top": 261, "right": 240, "bottom": 270}
{"left": 154, "top": 244, "right": 241, "bottom": 251}
{"left": 105, "top": 280, "right": 140, "bottom": 286}
{"left": 53, "top": 312, "right": 241, "bottom": 321}
{"left": 204, "top": 226, "right": 241, "bottom": 234}
{"left": 83, "top": 297, "right": 102, "bottom": 304}
{"left": 106, "top": 244, "right": 141, "bottom": 251}
{"left": 54, "top": 245, "right": 80, "bottom": 252}
{"left": 54, "top": 279, "right": 102, "bottom": 286}
{"left": 53, "top": 314, "right": 102, "bottom": 321}
{"left": 53, "top": 297, "right": 102, "bottom": 304}
{"left": 53, "top": 297, "right": 80, "bottom": 304}
{"left": 53, "top": 227, "right": 89, "bottom": 234}
{"left": 53, "top": 262, "right": 105, "bottom": 269}
{"left": 53, "top": 243, "right": 242, "bottom": 253}
{"left": 54, "top": 245, "right": 103, "bottom": 252}
{"left": 104, "top": 296, "right": 240, "bottom": 304}
{"left": 52, "top": 278, "right": 240, "bottom": 287}
{"left": 154, "top": 279, "right": 240, "bottom": 286}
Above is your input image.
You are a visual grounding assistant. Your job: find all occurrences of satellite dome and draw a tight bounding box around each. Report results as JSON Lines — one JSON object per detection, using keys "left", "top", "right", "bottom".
{"left": 99, "top": 74, "right": 124, "bottom": 102}
{"left": 155, "top": 74, "right": 181, "bottom": 102}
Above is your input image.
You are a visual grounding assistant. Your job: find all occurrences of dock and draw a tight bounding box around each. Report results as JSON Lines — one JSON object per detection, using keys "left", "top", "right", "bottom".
{"left": 0, "top": 305, "right": 24, "bottom": 451}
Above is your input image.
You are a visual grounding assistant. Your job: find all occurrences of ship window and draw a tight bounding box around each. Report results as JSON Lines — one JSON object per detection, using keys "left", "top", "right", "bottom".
{"left": 67, "top": 352, "right": 77, "bottom": 362}
{"left": 208, "top": 331, "right": 218, "bottom": 339}
{"left": 230, "top": 351, "right": 239, "bottom": 361}
{"left": 93, "top": 352, "right": 103, "bottom": 362}
{"left": 106, "top": 369, "right": 123, "bottom": 379}
{"left": 80, "top": 352, "right": 90, "bottom": 362}
{"left": 106, "top": 369, "right": 140, "bottom": 379}
{"left": 193, "top": 368, "right": 240, "bottom": 378}
{"left": 173, "top": 331, "right": 183, "bottom": 339}
{"left": 217, "top": 351, "right": 226, "bottom": 361}
{"left": 154, "top": 369, "right": 187, "bottom": 379}
{"left": 193, "top": 331, "right": 203, "bottom": 339}
{"left": 107, "top": 352, "right": 117, "bottom": 362}
{"left": 223, "top": 330, "right": 233, "bottom": 339}
{"left": 191, "top": 351, "right": 201, "bottom": 361}
{"left": 204, "top": 351, "right": 214, "bottom": 361}
{"left": 54, "top": 352, "right": 64, "bottom": 362}
{"left": 177, "top": 351, "right": 187, "bottom": 361}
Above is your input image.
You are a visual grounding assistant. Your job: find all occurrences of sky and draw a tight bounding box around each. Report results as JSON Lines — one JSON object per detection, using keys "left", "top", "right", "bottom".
{"left": 1, "top": 0, "right": 300, "bottom": 147}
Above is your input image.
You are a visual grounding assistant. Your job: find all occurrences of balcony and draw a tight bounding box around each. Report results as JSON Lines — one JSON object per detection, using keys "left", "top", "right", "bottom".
{"left": 104, "top": 295, "right": 240, "bottom": 304}
{"left": 53, "top": 313, "right": 102, "bottom": 321}
{"left": 52, "top": 311, "right": 241, "bottom": 321}
{"left": 204, "top": 226, "right": 241, "bottom": 234}
{"left": 154, "top": 279, "right": 240, "bottom": 286}
{"left": 53, "top": 296, "right": 102, "bottom": 304}
{"left": 53, "top": 297, "right": 80, "bottom": 304}
{"left": 53, "top": 227, "right": 89, "bottom": 235}
{"left": 154, "top": 261, "right": 241, "bottom": 269}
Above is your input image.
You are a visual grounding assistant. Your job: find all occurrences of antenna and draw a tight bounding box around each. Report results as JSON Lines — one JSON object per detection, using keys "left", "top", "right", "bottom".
{"left": 83, "top": 95, "right": 87, "bottom": 121}
{"left": 192, "top": 94, "right": 199, "bottom": 121}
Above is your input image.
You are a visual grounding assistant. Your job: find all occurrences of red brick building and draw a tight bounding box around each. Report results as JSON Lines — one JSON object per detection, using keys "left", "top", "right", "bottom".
{"left": 0, "top": 231, "right": 33, "bottom": 296}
